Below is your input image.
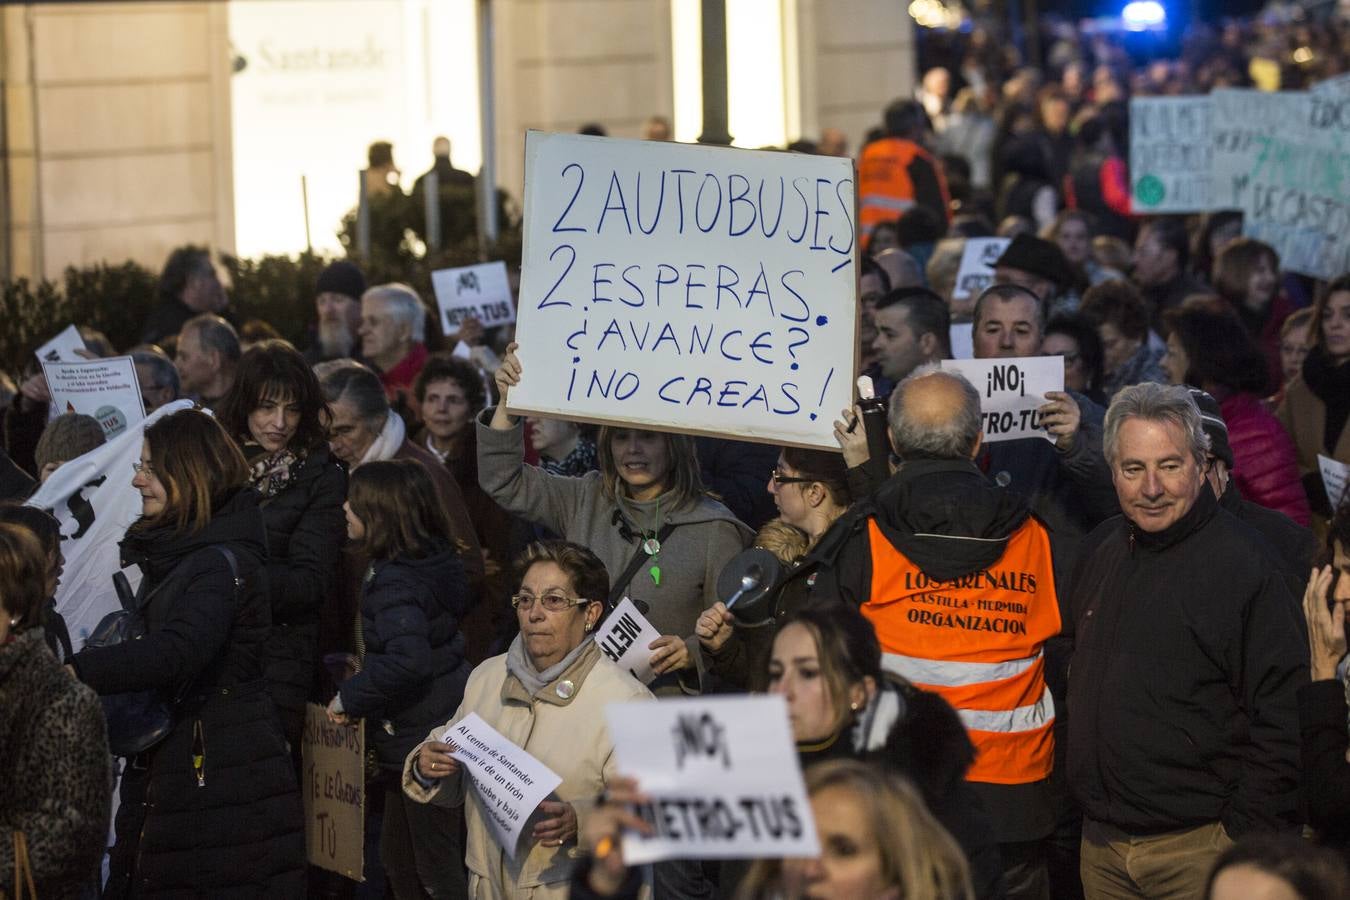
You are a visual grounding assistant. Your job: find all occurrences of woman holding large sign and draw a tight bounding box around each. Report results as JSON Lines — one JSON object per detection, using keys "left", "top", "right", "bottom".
{"left": 478, "top": 342, "right": 752, "bottom": 694}
{"left": 402, "top": 541, "right": 651, "bottom": 900}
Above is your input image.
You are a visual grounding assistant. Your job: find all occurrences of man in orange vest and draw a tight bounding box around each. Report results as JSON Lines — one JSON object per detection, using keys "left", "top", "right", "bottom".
{"left": 858, "top": 99, "right": 951, "bottom": 248}
{"left": 813, "top": 365, "right": 1064, "bottom": 900}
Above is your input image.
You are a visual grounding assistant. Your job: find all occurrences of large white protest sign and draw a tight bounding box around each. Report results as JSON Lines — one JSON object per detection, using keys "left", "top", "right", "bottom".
{"left": 1319, "top": 454, "right": 1350, "bottom": 509}
{"left": 940, "top": 356, "right": 1063, "bottom": 443}
{"left": 34, "top": 324, "right": 87, "bottom": 364}
{"left": 40, "top": 356, "right": 145, "bottom": 439}
{"left": 28, "top": 400, "right": 194, "bottom": 651}
{"left": 951, "top": 237, "right": 1009, "bottom": 301}
{"left": 432, "top": 261, "right": 516, "bottom": 331}
{"left": 1211, "top": 88, "right": 1350, "bottom": 279}
{"left": 510, "top": 131, "right": 858, "bottom": 450}
{"left": 1130, "top": 95, "right": 1213, "bottom": 213}
{"left": 444, "top": 712, "right": 562, "bottom": 857}
{"left": 605, "top": 695, "right": 818, "bottom": 864}
{"left": 595, "top": 597, "right": 663, "bottom": 684}
{"left": 302, "top": 704, "right": 365, "bottom": 881}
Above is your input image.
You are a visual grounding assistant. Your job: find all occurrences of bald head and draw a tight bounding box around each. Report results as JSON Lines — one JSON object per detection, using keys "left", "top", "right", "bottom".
{"left": 874, "top": 248, "right": 924, "bottom": 290}
{"left": 888, "top": 366, "right": 983, "bottom": 460}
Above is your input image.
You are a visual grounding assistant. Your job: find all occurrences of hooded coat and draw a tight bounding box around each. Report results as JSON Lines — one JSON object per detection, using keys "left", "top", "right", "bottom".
{"left": 477, "top": 413, "right": 753, "bottom": 694}
{"left": 72, "top": 490, "right": 304, "bottom": 898}
{"left": 338, "top": 543, "right": 473, "bottom": 771}
{"left": 810, "top": 457, "right": 1068, "bottom": 844}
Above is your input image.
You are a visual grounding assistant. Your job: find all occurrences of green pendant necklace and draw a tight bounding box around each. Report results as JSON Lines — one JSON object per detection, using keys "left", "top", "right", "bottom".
{"left": 643, "top": 496, "right": 663, "bottom": 586}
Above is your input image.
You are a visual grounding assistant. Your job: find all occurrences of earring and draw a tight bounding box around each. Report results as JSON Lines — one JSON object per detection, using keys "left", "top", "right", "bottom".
{"left": 849, "top": 701, "right": 859, "bottom": 711}
{"left": 8, "top": 615, "right": 18, "bottom": 628}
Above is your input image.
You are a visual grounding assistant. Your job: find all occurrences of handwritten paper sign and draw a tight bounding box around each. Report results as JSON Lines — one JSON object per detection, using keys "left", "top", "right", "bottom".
{"left": 40, "top": 356, "right": 145, "bottom": 439}
{"left": 445, "top": 712, "right": 562, "bottom": 857}
{"left": 596, "top": 597, "right": 663, "bottom": 684}
{"left": 1211, "top": 88, "right": 1350, "bottom": 279}
{"left": 34, "top": 324, "right": 87, "bottom": 364}
{"left": 951, "top": 237, "right": 1010, "bottom": 301}
{"left": 605, "top": 695, "right": 818, "bottom": 864}
{"left": 1130, "top": 96, "right": 1213, "bottom": 212}
{"left": 1320, "top": 453, "right": 1350, "bottom": 509}
{"left": 301, "top": 703, "right": 365, "bottom": 882}
{"left": 432, "top": 261, "right": 517, "bottom": 331}
{"left": 939, "top": 356, "right": 1063, "bottom": 443}
{"left": 509, "top": 130, "right": 858, "bottom": 450}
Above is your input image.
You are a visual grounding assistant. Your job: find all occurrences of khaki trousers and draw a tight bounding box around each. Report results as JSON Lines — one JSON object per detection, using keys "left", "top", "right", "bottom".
{"left": 1080, "top": 819, "right": 1232, "bottom": 900}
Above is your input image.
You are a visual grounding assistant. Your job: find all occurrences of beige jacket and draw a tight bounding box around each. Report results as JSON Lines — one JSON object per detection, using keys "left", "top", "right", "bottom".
{"left": 402, "top": 640, "right": 652, "bottom": 900}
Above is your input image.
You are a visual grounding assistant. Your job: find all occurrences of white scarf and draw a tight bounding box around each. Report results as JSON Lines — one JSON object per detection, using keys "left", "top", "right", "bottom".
{"left": 358, "top": 410, "right": 405, "bottom": 467}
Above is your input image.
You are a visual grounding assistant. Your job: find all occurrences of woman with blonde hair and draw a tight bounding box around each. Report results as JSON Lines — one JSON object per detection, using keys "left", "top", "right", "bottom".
{"left": 480, "top": 343, "right": 751, "bottom": 695}
{"left": 741, "top": 759, "right": 974, "bottom": 900}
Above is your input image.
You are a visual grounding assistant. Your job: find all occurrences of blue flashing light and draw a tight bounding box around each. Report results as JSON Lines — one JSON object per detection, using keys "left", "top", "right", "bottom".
{"left": 1121, "top": 1, "right": 1166, "bottom": 31}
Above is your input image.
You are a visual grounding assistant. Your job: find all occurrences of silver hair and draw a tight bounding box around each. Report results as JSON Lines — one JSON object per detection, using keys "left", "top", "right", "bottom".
{"left": 1103, "top": 382, "right": 1211, "bottom": 467}
{"left": 362, "top": 283, "right": 426, "bottom": 343}
{"left": 318, "top": 361, "right": 389, "bottom": 431}
{"left": 887, "top": 363, "right": 983, "bottom": 460}
{"left": 971, "top": 283, "right": 1046, "bottom": 334}
{"left": 183, "top": 313, "right": 240, "bottom": 364}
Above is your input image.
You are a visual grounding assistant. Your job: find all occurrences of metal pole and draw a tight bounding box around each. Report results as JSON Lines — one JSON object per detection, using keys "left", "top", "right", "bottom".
{"left": 424, "top": 170, "right": 441, "bottom": 252}
{"left": 476, "top": 0, "right": 499, "bottom": 259}
{"left": 301, "top": 174, "right": 312, "bottom": 255}
{"left": 356, "top": 169, "right": 371, "bottom": 258}
{"left": 698, "top": 0, "right": 732, "bottom": 146}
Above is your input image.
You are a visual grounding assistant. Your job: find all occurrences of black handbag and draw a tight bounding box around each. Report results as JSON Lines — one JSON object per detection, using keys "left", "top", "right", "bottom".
{"left": 84, "top": 547, "right": 240, "bottom": 758}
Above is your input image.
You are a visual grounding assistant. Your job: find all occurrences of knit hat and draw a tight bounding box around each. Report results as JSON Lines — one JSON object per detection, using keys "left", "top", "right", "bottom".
{"left": 993, "top": 234, "right": 1071, "bottom": 289}
{"left": 35, "top": 413, "right": 106, "bottom": 472}
{"left": 1186, "top": 388, "right": 1233, "bottom": 467}
{"left": 315, "top": 261, "right": 366, "bottom": 302}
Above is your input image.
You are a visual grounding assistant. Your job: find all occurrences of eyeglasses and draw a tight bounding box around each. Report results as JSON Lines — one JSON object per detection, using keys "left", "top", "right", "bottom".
{"left": 771, "top": 468, "right": 815, "bottom": 486}
{"left": 131, "top": 461, "right": 155, "bottom": 477}
{"left": 510, "top": 592, "right": 592, "bottom": 612}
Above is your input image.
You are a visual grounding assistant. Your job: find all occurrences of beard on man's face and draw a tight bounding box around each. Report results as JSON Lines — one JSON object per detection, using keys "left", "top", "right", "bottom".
{"left": 317, "top": 320, "right": 355, "bottom": 359}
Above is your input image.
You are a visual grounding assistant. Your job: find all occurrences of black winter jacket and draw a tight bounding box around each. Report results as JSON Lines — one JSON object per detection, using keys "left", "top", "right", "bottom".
{"left": 1298, "top": 679, "right": 1350, "bottom": 859}
{"left": 338, "top": 543, "right": 472, "bottom": 771}
{"left": 1065, "top": 488, "right": 1308, "bottom": 838}
{"left": 257, "top": 446, "right": 348, "bottom": 745}
{"left": 73, "top": 489, "right": 304, "bottom": 898}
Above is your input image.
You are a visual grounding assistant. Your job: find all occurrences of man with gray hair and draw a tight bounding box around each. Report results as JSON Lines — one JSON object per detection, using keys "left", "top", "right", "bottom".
{"left": 814, "top": 364, "right": 1063, "bottom": 900}
{"left": 359, "top": 283, "right": 430, "bottom": 415}
{"left": 175, "top": 313, "right": 239, "bottom": 410}
{"left": 1066, "top": 382, "right": 1307, "bottom": 898}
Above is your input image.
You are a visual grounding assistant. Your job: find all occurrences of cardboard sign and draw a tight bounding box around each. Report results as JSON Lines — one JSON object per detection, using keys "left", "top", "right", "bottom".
{"left": 1130, "top": 95, "right": 1213, "bottom": 213}
{"left": 951, "top": 237, "right": 1009, "bottom": 301}
{"left": 444, "top": 712, "right": 563, "bottom": 858}
{"left": 939, "top": 356, "right": 1064, "bottom": 443}
{"left": 604, "top": 695, "right": 818, "bottom": 864}
{"left": 301, "top": 704, "right": 365, "bottom": 882}
{"left": 40, "top": 356, "right": 145, "bottom": 439}
{"left": 509, "top": 130, "right": 858, "bottom": 450}
{"left": 432, "top": 261, "right": 517, "bottom": 331}
{"left": 34, "top": 324, "right": 87, "bottom": 364}
{"left": 595, "top": 597, "right": 663, "bottom": 684}
{"left": 1319, "top": 454, "right": 1350, "bottom": 509}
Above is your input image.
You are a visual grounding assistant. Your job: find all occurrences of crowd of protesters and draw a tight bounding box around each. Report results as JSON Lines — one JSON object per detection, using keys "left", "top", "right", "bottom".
{"left": 5, "top": 8, "right": 1350, "bottom": 900}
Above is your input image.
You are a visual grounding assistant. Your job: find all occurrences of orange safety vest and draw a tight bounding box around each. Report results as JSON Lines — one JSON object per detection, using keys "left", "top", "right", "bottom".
{"left": 857, "top": 137, "right": 949, "bottom": 240}
{"left": 862, "top": 517, "right": 1061, "bottom": 785}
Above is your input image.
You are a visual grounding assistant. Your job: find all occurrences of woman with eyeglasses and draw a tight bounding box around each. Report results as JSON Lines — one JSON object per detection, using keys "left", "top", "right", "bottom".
{"left": 403, "top": 540, "right": 652, "bottom": 900}
{"left": 327, "top": 458, "right": 472, "bottom": 898}
{"left": 481, "top": 343, "right": 752, "bottom": 696}
{"left": 696, "top": 447, "right": 853, "bottom": 689}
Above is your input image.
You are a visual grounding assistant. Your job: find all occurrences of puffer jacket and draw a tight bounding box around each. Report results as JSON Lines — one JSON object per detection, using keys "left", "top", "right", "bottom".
{"left": 72, "top": 489, "right": 304, "bottom": 898}
{"left": 259, "top": 445, "right": 348, "bottom": 748}
{"left": 338, "top": 543, "right": 472, "bottom": 771}
{"left": 0, "top": 629, "right": 111, "bottom": 899}
{"left": 1221, "top": 391, "right": 1311, "bottom": 525}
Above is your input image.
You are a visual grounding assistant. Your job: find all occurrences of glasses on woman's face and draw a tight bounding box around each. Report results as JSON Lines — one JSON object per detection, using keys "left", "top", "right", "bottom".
{"left": 131, "top": 460, "right": 155, "bottom": 478}
{"left": 510, "top": 591, "right": 590, "bottom": 612}
{"left": 771, "top": 467, "right": 815, "bottom": 486}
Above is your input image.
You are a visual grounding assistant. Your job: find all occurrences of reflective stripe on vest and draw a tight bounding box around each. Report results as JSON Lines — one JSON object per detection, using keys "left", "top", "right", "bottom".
{"left": 863, "top": 516, "right": 1061, "bottom": 785}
